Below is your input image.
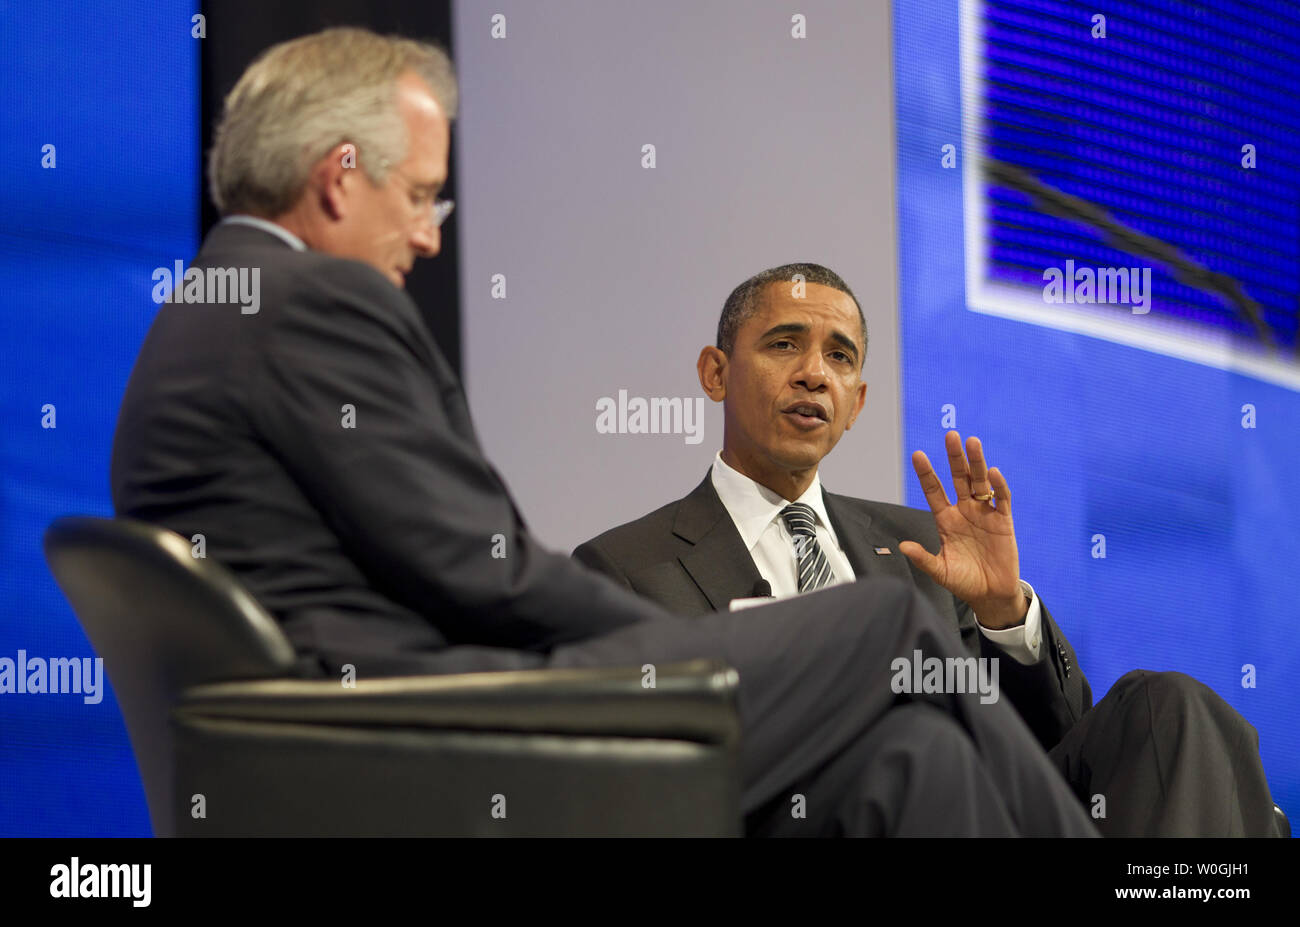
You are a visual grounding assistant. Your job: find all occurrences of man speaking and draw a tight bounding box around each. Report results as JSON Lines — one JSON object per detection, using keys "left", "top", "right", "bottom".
{"left": 112, "top": 27, "right": 1100, "bottom": 836}
{"left": 574, "top": 262, "right": 1280, "bottom": 836}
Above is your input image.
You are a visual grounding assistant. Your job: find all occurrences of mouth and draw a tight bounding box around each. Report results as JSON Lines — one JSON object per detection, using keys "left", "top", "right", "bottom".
{"left": 781, "top": 401, "right": 829, "bottom": 428}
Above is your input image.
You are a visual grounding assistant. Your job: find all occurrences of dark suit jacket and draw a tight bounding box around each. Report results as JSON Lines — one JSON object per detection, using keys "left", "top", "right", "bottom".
{"left": 111, "top": 222, "right": 671, "bottom": 676}
{"left": 573, "top": 473, "right": 1092, "bottom": 749}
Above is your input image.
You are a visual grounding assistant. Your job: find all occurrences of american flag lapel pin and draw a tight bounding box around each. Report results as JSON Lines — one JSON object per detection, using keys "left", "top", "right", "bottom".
{"left": 874, "top": 546, "right": 891, "bottom": 555}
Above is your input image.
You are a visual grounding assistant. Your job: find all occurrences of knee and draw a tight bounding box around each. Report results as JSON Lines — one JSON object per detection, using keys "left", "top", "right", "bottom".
{"left": 855, "top": 574, "right": 950, "bottom": 636}
{"left": 1113, "top": 670, "right": 1253, "bottom": 738}
{"left": 841, "top": 575, "right": 913, "bottom": 610}
{"left": 883, "top": 702, "right": 979, "bottom": 762}
{"left": 1115, "top": 669, "right": 1216, "bottom": 707}
{"left": 816, "top": 575, "right": 934, "bottom": 640}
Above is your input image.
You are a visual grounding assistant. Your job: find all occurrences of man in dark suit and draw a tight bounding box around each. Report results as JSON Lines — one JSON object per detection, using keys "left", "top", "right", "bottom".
{"left": 574, "top": 262, "right": 1281, "bottom": 836}
{"left": 577, "top": 462, "right": 1087, "bottom": 751}
{"left": 111, "top": 27, "right": 1112, "bottom": 837}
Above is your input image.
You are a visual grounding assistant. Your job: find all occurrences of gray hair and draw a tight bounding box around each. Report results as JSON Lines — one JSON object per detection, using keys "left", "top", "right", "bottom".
{"left": 717, "top": 263, "right": 867, "bottom": 366}
{"left": 208, "top": 27, "right": 458, "bottom": 217}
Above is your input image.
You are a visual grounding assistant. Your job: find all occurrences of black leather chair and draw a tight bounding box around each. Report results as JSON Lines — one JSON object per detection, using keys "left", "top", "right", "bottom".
{"left": 44, "top": 516, "right": 743, "bottom": 836}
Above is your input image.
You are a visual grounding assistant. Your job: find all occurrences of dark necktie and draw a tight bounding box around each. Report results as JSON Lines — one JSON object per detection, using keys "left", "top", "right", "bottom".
{"left": 780, "top": 503, "right": 836, "bottom": 592}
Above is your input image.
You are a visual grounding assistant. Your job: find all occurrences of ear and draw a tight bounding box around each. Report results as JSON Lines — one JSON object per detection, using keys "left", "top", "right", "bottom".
{"left": 311, "top": 142, "right": 356, "bottom": 221}
{"left": 697, "top": 346, "right": 728, "bottom": 402}
{"left": 844, "top": 380, "right": 867, "bottom": 430}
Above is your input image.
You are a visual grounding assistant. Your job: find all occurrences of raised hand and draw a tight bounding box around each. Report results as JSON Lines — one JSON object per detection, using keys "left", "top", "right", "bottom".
{"left": 897, "top": 430, "right": 1028, "bottom": 629}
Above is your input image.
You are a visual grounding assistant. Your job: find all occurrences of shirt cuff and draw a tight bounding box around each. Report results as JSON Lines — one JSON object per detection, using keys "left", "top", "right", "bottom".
{"left": 973, "top": 580, "right": 1042, "bottom": 665}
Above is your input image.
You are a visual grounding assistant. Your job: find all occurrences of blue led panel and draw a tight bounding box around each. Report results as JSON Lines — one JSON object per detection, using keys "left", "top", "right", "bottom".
{"left": 977, "top": 0, "right": 1300, "bottom": 354}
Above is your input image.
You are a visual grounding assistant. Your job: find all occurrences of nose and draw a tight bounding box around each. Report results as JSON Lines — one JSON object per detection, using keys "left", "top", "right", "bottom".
{"left": 792, "top": 347, "right": 829, "bottom": 390}
{"left": 412, "top": 222, "right": 441, "bottom": 258}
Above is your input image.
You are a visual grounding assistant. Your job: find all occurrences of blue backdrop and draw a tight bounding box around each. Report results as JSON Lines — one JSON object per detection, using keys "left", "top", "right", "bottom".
{"left": 895, "top": 0, "right": 1300, "bottom": 824}
{"left": 0, "top": 1, "right": 197, "bottom": 835}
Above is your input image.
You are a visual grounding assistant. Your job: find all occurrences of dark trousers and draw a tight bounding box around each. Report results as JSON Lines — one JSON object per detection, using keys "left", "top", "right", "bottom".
{"left": 1046, "top": 669, "right": 1279, "bottom": 836}
{"left": 329, "top": 576, "right": 1275, "bottom": 835}
{"left": 547, "top": 577, "right": 1098, "bottom": 836}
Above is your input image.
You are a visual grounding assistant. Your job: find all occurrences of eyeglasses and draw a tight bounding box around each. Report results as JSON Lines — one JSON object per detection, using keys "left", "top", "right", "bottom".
{"left": 386, "top": 165, "right": 455, "bottom": 228}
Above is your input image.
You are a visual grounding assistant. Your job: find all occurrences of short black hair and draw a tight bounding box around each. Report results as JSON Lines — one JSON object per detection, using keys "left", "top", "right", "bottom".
{"left": 716, "top": 263, "right": 867, "bottom": 366}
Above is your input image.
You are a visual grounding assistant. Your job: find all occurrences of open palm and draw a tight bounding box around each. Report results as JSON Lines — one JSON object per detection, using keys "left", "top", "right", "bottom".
{"left": 897, "top": 431, "right": 1025, "bottom": 627}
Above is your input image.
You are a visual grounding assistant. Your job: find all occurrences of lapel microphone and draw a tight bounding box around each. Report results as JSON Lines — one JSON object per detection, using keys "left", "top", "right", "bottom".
{"left": 751, "top": 579, "right": 773, "bottom": 598}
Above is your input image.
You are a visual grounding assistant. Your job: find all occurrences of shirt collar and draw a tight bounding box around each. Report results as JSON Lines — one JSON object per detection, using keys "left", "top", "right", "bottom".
{"left": 220, "top": 215, "right": 307, "bottom": 252}
{"left": 710, "top": 450, "right": 840, "bottom": 553}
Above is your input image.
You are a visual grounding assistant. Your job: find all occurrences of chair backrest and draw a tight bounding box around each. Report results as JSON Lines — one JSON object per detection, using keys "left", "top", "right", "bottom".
{"left": 43, "top": 516, "right": 297, "bottom": 836}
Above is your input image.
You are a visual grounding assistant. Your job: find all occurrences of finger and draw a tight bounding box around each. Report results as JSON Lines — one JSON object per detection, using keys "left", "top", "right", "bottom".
{"left": 966, "top": 435, "right": 991, "bottom": 498}
{"left": 989, "top": 466, "right": 1012, "bottom": 517}
{"left": 898, "top": 539, "right": 944, "bottom": 583}
{"left": 944, "top": 430, "right": 972, "bottom": 498}
{"left": 910, "top": 450, "right": 952, "bottom": 514}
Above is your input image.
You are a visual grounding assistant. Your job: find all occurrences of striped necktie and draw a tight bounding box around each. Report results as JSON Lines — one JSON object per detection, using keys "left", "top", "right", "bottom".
{"left": 780, "top": 503, "right": 836, "bottom": 592}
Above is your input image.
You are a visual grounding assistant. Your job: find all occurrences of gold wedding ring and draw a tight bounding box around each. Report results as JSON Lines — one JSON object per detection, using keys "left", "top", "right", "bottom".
{"left": 971, "top": 489, "right": 994, "bottom": 502}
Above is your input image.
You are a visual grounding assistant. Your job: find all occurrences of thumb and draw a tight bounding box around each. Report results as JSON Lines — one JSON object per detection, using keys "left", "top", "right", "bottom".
{"left": 898, "top": 539, "right": 944, "bottom": 583}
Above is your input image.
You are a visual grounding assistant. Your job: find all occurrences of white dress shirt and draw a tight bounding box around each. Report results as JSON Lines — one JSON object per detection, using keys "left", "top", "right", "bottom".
{"left": 710, "top": 451, "right": 1042, "bottom": 664}
{"left": 220, "top": 214, "right": 307, "bottom": 252}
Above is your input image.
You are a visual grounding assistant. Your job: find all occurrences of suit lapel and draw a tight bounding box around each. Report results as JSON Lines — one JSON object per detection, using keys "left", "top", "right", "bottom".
{"left": 823, "top": 488, "right": 915, "bottom": 585}
{"left": 669, "top": 473, "right": 918, "bottom": 608}
{"left": 673, "top": 474, "right": 764, "bottom": 611}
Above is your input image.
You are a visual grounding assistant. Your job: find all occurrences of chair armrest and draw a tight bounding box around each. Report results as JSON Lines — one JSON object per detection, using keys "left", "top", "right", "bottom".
{"left": 174, "top": 658, "right": 740, "bottom": 746}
